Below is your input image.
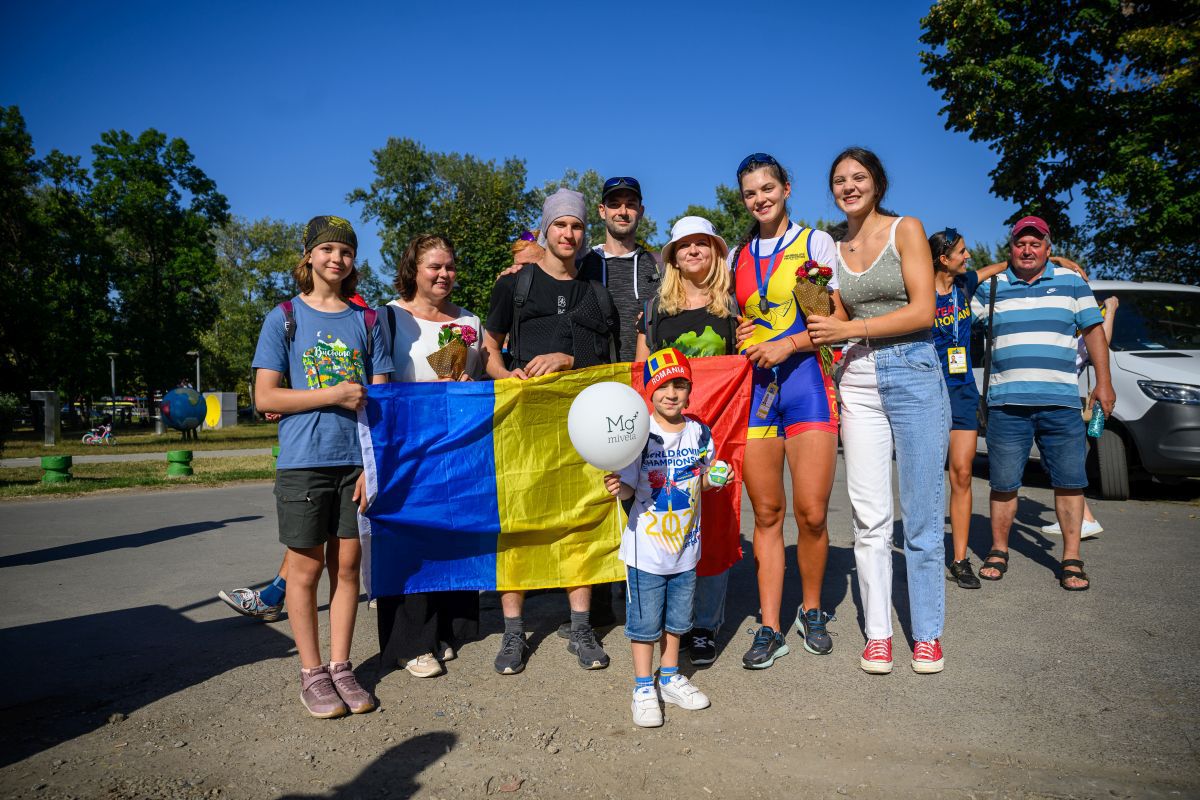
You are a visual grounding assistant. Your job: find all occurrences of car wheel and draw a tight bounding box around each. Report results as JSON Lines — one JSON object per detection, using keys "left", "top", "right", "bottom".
{"left": 1097, "top": 429, "right": 1130, "bottom": 501}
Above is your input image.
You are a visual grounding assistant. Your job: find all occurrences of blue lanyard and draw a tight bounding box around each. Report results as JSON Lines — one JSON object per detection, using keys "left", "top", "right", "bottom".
{"left": 751, "top": 225, "right": 800, "bottom": 311}
{"left": 950, "top": 283, "right": 961, "bottom": 347}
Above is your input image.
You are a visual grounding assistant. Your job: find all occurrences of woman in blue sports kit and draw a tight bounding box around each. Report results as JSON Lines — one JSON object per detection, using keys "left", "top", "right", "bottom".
{"left": 731, "top": 153, "right": 849, "bottom": 669}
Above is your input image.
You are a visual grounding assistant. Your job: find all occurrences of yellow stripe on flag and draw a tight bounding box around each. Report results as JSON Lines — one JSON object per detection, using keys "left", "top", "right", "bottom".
{"left": 492, "top": 364, "right": 630, "bottom": 591}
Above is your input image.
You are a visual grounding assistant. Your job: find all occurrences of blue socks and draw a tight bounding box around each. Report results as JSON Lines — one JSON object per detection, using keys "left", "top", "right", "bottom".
{"left": 634, "top": 675, "right": 654, "bottom": 690}
{"left": 259, "top": 575, "right": 286, "bottom": 607}
{"left": 658, "top": 666, "right": 678, "bottom": 686}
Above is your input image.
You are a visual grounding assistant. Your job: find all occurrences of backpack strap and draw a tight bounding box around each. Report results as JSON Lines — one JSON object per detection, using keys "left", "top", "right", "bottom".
{"left": 363, "top": 307, "right": 377, "bottom": 359}
{"left": 508, "top": 264, "right": 536, "bottom": 368}
{"left": 978, "top": 276, "right": 999, "bottom": 431}
{"left": 725, "top": 295, "right": 740, "bottom": 354}
{"left": 643, "top": 298, "right": 656, "bottom": 352}
{"left": 587, "top": 279, "right": 619, "bottom": 362}
{"left": 279, "top": 300, "right": 296, "bottom": 346}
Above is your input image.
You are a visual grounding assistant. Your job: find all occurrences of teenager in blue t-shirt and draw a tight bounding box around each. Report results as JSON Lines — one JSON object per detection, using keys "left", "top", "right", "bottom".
{"left": 252, "top": 216, "right": 393, "bottom": 719}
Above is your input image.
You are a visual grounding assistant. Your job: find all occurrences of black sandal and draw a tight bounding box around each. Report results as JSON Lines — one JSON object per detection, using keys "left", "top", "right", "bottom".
{"left": 948, "top": 559, "right": 981, "bottom": 589}
{"left": 979, "top": 550, "right": 1009, "bottom": 581}
{"left": 1059, "top": 559, "right": 1090, "bottom": 591}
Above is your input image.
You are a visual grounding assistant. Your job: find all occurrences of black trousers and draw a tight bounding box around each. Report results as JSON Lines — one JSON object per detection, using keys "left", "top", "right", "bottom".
{"left": 377, "top": 591, "right": 479, "bottom": 665}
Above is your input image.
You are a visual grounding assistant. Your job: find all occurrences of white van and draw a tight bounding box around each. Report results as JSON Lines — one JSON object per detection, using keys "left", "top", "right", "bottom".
{"left": 973, "top": 280, "right": 1200, "bottom": 500}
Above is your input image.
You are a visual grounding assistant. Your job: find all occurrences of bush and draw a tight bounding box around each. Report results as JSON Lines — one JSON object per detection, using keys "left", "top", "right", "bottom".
{"left": 0, "top": 393, "right": 22, "bottom": 460}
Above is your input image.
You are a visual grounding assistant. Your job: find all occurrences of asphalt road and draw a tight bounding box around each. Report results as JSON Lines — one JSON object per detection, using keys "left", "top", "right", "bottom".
{"left": 1, "top": 462, "right": 1198, "bottom": 799}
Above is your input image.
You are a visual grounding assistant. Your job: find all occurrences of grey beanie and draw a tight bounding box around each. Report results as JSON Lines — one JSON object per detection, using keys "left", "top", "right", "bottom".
{"left": 539, "top": 188, "right": 587, "bottom": 239}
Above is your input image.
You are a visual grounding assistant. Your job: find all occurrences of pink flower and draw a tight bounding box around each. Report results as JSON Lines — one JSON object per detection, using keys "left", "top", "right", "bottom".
{"left": 459, "top": 325, "right": 478, "bottom": 346}
{"left": 648, "top": 470, "right": 667, "bottom": 489}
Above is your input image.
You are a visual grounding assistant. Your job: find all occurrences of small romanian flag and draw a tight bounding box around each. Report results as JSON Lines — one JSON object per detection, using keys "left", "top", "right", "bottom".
{"left": 358, "top": 357, "right": 751, "bottom": 596}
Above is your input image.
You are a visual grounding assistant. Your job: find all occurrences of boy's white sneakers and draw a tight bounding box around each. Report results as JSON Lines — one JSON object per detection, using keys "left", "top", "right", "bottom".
{"left": 631, "top": 685, "right": 663, "bottom": 728}
{"left": 659, "top": 674, "right": 710, "bottom": 710}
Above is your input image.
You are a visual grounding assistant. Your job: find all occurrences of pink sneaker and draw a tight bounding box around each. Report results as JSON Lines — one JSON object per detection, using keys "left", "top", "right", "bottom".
{"left": 912, "top": 639, "right": 945, "bottom": 674}
{"left": 299, "top": 665, "right": 348, "bottom": 719}
{"left": 329, "top": 660, "right": 376, "bottom": 713}
{"left": 860, "top": 637, "right": 893, "bottom": 674}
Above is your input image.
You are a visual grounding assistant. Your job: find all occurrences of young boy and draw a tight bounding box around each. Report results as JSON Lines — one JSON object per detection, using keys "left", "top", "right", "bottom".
{"left": 603, "top": 348, "right": 732, "bottom": 728}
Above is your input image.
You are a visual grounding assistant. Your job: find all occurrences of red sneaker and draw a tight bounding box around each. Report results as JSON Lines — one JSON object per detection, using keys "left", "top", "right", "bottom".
{"left": 860, "top": 637, "right": 893, "bottom": 674}
{"left": 912, "top": 639, "right": 945, "bottom": 674}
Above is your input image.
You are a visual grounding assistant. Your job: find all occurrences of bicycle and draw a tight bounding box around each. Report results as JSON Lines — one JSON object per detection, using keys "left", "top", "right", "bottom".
{"left": 82, "top": 423, "right": 117, "bottom": 445}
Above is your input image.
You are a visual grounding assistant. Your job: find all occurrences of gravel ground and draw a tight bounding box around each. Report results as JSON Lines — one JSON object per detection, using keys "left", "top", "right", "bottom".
{"left": 1, "top": 465, "right": 1198, "bottom": 799}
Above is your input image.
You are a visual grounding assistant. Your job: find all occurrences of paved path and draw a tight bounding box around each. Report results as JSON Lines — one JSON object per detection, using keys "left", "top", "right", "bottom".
{"left": 0, "top": 447, "right": 272, "bottom": 468}
{"left": 1, "top": 465, "right": 1197, "bottom": 798}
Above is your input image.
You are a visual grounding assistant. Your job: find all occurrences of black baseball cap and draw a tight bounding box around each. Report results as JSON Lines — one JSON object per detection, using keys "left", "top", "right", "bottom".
{"left": 602, "top": 176, "right": 642, "bottom": 202}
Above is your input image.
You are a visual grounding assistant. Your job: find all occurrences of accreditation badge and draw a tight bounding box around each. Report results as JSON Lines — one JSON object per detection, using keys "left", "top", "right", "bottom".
{"left": 947, "top": 346, "right": 968, "bottom": 374}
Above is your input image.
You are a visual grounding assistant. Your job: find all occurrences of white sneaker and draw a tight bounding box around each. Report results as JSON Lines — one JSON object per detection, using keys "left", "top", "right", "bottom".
{"left": 631, "top": 685, "right": 663, "bottom": 728}
{"left": 438, "top": 640, "right": 456, "bottom": 661}
{"left": 403, "top": 653, "right": 444, "bottom": 678}
{"left": 658, "top": 674, "right": 710, "bottom": 710}
{"left": 1041, "top": 519, "right": 1103, "bottom": 539}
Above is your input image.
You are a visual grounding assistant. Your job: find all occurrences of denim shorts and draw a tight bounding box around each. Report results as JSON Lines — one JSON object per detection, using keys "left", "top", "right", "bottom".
{"left": 947, "top": 381, "right": 981, "bottom": 431}
{"left": 624, "top": 565, "right": 696, "bottom": 642}
{"left": 985, "top": 406, "right": 1087, "bottom": 491}
{"left": 274, "top": 466, "right": 363, "bottom": 548}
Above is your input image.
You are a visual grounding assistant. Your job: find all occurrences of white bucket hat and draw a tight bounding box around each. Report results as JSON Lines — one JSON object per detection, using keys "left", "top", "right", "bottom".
{"left": 662, "top": 215, "right": 728, "bottom": 266}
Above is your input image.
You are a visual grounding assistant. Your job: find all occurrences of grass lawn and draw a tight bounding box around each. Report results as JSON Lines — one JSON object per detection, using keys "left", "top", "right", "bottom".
{"left": 0, "top": 454, "right": 274, "bottom": 499}
{"left": 2, "top": 423, "right": 279, "bottom": 459}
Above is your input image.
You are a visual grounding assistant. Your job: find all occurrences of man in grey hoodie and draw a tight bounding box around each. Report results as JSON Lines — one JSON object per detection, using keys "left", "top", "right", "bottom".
{"left": 577, "top": 177, "right": 660, "bottom": 363}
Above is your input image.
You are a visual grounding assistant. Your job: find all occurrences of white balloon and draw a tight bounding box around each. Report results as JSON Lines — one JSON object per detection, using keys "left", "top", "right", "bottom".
{"left": 567, "top": 382, "right": 650, "bottom": 471}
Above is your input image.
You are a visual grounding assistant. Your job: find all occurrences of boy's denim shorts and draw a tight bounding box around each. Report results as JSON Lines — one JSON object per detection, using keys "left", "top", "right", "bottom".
{"left": 274, "top": 466, "right": 363, "bottom": 548}
{"left": 624, "top": 565, "right": 696, "bottom": 642}
{"left": 985, "top": 405, "right": 1087, "bottom": 491}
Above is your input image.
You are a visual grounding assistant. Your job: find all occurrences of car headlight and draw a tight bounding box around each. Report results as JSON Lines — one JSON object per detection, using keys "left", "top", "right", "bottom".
{"left": 1137, "top": 380, "right": 1200, "bottom": 405}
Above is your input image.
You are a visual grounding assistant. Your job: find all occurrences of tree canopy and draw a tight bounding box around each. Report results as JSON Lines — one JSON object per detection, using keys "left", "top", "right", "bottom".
{"left": 920, "top": 0, "right": 1199, "bottom": 282}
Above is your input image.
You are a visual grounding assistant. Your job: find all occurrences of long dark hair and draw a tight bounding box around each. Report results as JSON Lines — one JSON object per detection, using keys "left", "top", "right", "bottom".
{"left": 731, "top": 154, "right": 791, "bottom": 268}
{"left": 826, "top": 147, "right": 896, "bottom": 242}
{"left": 928, "top": 229, "right": 964, "bottom": 270}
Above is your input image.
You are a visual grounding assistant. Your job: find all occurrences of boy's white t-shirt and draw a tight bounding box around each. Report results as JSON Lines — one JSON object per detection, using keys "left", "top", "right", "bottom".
{"left": 617, "top": 417, "right": 714, "bottom": 576}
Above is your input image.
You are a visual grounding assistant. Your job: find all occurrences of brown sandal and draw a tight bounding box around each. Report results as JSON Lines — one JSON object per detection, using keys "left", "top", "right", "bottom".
{"left": 979, "top": 549, "right": 1009, "bottom": 581}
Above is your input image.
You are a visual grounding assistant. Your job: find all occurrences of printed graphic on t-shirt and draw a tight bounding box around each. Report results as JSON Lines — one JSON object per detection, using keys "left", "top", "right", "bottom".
{"left": 640, "top": 446, "right": 704, "bottom": 556}
{"left": 302, "top": 332, "right": 365, "bottom": 389}
{"left": 666, "top": 326, "right": 727, "bottom": 358}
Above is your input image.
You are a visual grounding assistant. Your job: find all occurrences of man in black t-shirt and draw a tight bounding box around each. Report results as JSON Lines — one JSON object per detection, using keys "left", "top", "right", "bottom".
{"left": 482, "top": 188, "right": 616, "bottom": 675}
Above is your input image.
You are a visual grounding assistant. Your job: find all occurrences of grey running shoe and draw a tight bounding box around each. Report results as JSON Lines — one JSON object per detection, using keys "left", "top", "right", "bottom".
{"left": 328, "top": 660, "right": 375, "bottom": 714}
{"left": 494, "top": 632, "right": 529, "bottom": 675}
{"left": 795, "top": 608, "right": 835, "bottom": 655}
{"left": 299, "top": 666, "right": 348, "bottom": 719}
{"left": 567, "top": 626, "right": 610, "bottom": 669}
{"left": 218, "top": 588, "right": 283, "bottom": 622}
{"left": 742, "top": 625, "right": 789, "bottom": 669}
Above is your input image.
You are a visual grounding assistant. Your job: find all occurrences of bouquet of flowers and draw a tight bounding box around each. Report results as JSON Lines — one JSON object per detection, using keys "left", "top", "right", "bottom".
{"left": 793, "top": 260, "right": 835, "bottom": 376}
{"left": 426, "top": 323, "right": 477, "bottom": 380}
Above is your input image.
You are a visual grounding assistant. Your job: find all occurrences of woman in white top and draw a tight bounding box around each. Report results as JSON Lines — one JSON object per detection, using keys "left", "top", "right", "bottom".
{"left": 377, "top": 234, "right": 485, "bottom": 680}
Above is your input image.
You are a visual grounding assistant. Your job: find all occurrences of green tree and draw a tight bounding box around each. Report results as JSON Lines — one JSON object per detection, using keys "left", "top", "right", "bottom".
{"left": 349, "top": 138, "right": 532, "bottom": 319}
{"left": 90, "top": 129, "right": 230, "bottom": 397}
{"left": 533, "top": 169, "right": 660, "bottom": 250}
{"left": 0, "top": 107, "right": 113, "bottom": 402}
{"left": 920, "top": 0, "right": 1200, "bottom": 283}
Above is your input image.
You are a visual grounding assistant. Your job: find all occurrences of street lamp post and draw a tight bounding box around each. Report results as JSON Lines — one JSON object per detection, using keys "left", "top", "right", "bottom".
{"left": 106, "top": 352, "right": 118, "bottom": 427}
{"left": 187, "top": 350, "right": 200, "bottom": 393}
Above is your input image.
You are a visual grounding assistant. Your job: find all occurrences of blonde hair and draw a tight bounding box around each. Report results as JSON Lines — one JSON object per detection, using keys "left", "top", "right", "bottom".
{"left": 658, "top": 238, "right": 732, "bottom": 317}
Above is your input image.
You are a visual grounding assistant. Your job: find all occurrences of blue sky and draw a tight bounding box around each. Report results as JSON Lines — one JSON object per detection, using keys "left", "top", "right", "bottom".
{"left": 3, "top": 0, "right": 1026, "bottom": 268}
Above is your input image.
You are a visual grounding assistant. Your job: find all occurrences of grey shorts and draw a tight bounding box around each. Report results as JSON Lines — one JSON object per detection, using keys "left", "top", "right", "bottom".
{"left": 274, "top": 466, "right": 363, "bottom": 549}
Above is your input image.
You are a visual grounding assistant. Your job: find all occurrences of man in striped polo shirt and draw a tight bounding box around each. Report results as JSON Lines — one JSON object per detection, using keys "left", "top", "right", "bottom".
{"left": 978, "top": 216, "right": 1115, "bottom": 591}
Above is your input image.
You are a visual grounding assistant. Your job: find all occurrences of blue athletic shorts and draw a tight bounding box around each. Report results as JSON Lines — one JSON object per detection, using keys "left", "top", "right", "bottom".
{"left": 748, "top": 351, "right": 838, "bottom": 439}
{"left": 947, "top": 381, "right": 981, "bottom": 431}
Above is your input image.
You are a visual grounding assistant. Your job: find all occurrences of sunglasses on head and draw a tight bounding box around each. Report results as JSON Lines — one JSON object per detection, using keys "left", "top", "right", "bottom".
{"left": 937, "top": 227, "right": 962, "bottom": 252}
{"left": 737, "top": 152, "right": 779, "bottom": 176}
{"left": 603, "top": 176, "right": 641, "bottom": 194}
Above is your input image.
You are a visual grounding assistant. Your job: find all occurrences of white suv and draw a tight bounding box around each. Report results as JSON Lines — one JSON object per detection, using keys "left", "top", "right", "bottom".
{"left": 973, "top": 280, "right": 1200, "bottom": 500}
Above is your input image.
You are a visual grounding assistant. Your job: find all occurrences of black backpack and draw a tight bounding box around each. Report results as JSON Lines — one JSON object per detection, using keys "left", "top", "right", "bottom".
{"left": 506, "top": 264, "right": 617, "bottom": 369}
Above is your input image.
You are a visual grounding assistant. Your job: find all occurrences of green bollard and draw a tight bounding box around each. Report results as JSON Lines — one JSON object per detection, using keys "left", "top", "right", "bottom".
{"left": 271, "top": 444, "right": 280, "bottom": 465}
{"left": 166, "top": 450, "right": 194, "bottom": 477}
{"left": 41, "top": 455, "right": 72, "bottom": 483}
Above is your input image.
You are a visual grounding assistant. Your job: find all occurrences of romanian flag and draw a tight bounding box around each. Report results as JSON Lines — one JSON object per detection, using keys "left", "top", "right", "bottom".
{"left": 358, "top": 357, "right": 751, "bottom": 596}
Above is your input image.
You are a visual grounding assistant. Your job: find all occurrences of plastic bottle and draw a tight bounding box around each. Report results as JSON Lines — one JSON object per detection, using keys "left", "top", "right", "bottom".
{"left": 1087, "top": 404, "right": 1105, "bottom": 438}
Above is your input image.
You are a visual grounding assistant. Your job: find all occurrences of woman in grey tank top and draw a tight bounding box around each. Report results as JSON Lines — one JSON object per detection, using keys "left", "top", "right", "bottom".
{"left": 806, "top": 147, "right": 951, "bottom": 676}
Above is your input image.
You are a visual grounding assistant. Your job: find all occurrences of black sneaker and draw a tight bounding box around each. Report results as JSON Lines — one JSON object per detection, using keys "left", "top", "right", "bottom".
{"left": 567, "top": 626, "right": 610, "bottom": 670}
{"left": 689, "top": 628, "right": 717, "bottom": 666}
{"left": 948, "top": 559, "right": 981, "bottom": 589}
{"left": 742, "top": 625, "right": 789, "bottom": 669}
{"left": 493, "top": 632, "right": 529, "bottom": 675}
{"left": 795, "top": 608, "right": 834, "bottom": 655}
